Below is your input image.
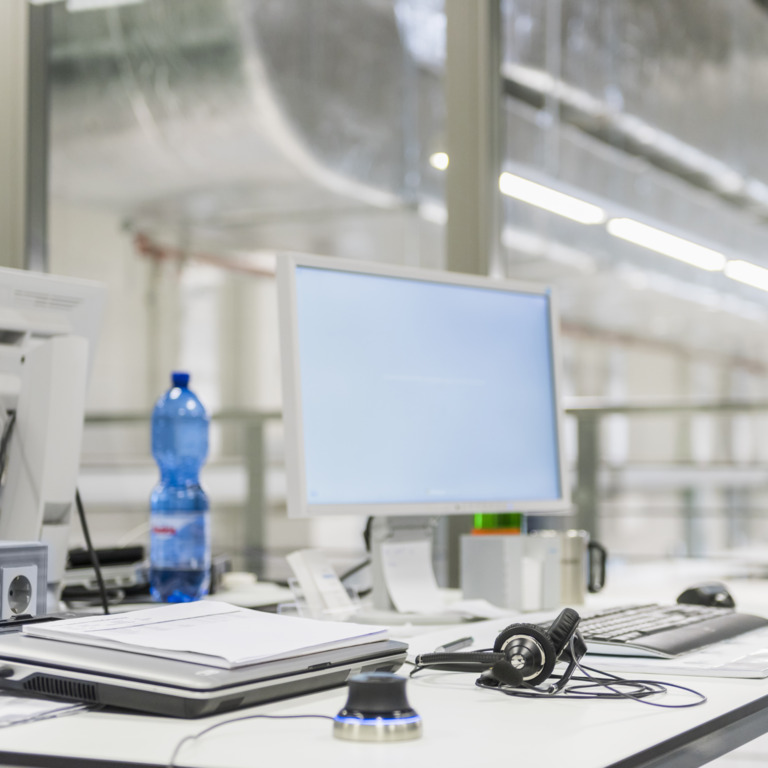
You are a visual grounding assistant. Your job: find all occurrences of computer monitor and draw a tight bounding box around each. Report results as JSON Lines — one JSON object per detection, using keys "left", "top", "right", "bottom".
{"left": 277, "top": 254, "right": 569, "bottom": 611}
{"left": 0, "top": 267, "right": 105, "bottom": 613}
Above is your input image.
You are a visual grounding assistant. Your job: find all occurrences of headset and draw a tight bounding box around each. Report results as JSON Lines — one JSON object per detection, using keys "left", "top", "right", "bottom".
{"left": 415, "top": 607, "right": 586, "bottom": 693}
{"left": 413, "top": 607, "right": 707, "bottom": 707}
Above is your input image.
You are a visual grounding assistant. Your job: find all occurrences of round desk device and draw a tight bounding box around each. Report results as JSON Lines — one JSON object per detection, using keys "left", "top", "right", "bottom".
{"left": 333, "top": 672, "right": 422, "bottom": 742}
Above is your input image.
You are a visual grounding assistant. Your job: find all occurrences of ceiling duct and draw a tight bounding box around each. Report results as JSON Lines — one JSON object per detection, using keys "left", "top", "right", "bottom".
{"left": 49, "top": 0, "right": 768, "bottom": 238}
{"left": 48, "top": 1, "right": 768, "bottom": 283}
{"left": 48, "top": 0, "right": 428, "bottom": 222}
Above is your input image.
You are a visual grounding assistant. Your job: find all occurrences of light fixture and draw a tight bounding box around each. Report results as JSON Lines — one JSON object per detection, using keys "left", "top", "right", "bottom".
{"left": 66, "top": 0, "right": 143, "bottom": 11}
{"left": 606, "top": 218, "right": 726, "bottom": 272}
{"left": 418, "top": 201, "right": 447, "bottom": 225}
{"left": 498, "top": 173, "right": 606, "bottom": 225}
{"left": 429, "top": 152, "right": 449, "bottom": 171}
{"left": 724, "top": 260, "right": 768, "bottom": 292}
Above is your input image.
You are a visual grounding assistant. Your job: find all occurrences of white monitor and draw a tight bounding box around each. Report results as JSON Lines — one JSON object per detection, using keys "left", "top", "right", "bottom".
{"left": 0, "top": 267, "right": 105, "bottom": 613}
{"left": 277, "top": 254, "right": 570, "bottom": 520}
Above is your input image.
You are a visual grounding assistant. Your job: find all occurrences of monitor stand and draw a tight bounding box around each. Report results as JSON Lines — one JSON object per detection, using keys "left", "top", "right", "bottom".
{"left": 356, "top": 516, "right": 466, "bottom": 625}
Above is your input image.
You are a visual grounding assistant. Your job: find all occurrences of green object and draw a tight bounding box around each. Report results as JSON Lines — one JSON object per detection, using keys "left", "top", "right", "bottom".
{"left": 472, "top": 513, "right": 525, "bottom": 533}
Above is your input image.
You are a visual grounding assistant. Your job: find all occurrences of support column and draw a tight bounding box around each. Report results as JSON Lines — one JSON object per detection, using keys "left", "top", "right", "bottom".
{"left": 444, "top": 0, "right": 502, "bottom": 277}
{"left": 574, "top": 412, "right": 601, "bottom": 538}
{"left": 25, "top": 1, "right": 51, "bottom": 273}
{"left": 0, "top": 0, "right": 50, "bottom": 273}
{"left": 0, "top": 0, "right": 29, "bottom": 270}
{"left": 244, "top": 417, "right": 266, "bottom": 577}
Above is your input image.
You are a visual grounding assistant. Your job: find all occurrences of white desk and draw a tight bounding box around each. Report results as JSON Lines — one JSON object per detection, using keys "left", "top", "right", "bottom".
{"left": 0, "top": 664, "right": 767, "bottom": 768}
{"left": 2, "top": 560, "right": 768, "bottom": 768}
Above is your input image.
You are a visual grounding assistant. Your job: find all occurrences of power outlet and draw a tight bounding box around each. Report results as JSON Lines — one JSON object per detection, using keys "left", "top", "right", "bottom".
{"left": 0, "top": 542, "right": 47, "bottom": 620}
{"left": 1, "top": 564, "right": 39, "bottom": 619}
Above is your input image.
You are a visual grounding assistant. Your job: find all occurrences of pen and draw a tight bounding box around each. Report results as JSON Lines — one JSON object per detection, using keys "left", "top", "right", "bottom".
{"left": 434, "top": 636, "right": 474, "bottom": 653}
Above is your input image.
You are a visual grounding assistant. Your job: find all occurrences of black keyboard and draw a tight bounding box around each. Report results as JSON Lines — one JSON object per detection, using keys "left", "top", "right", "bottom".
{"left": 577, "top": 603, "right": 768, "bottom": 658}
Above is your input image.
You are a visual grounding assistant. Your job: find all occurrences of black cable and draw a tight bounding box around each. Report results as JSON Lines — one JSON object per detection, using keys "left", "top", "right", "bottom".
{"left": 474, "top": 673, "right": 663, "bottom": 700}
{"left": 74, "top": 489, "right": 110, "bottom": 615}
{"left": 568, "top": 635, "right": 707, "bottom": 707}
{"left": 475, "top": 635, "right": 706, "bottom": 707}
{"left": 168, "top": 713, "right": 335, "bottom": 768}
{"left": 273, "top": 558, "right": 371, "bottom": 591}
{"left": 0, "top": 413, "right": 110, "bottom": 616}
{"left": 0, "top": 410, "right": 16, "bottom": 479}
{"left": 572, "top": 660, "right": 707, "bottom": 709}
{"left": 338, "top": 558, "right": 371, "bottom": 583}
{"left": 472, "top": 666, "right": 706, "bottom": 705}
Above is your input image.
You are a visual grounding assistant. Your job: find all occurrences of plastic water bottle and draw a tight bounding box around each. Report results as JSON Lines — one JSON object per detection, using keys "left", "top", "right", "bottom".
{"left": 149, "top": 371, "right": 211, "bottom": 602}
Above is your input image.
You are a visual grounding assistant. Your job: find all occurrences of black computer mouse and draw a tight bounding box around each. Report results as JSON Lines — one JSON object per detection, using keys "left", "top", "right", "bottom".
{"left": 676, "top": 582, "right": 735, "bottom": 609}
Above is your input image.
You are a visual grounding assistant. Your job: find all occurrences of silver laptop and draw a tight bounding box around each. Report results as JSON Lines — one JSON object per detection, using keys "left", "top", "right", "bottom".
{"left": 0, "top": 632, "right": 407, "bottom": 718}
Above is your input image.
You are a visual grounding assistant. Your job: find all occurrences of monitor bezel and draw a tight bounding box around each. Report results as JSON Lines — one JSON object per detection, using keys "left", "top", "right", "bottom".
{"left": 277, "top": 253, "right": 571, "bottom": 517}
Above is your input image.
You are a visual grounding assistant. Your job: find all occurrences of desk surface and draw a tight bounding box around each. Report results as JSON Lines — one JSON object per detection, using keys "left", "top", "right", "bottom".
{"left": 2, "top": 558, "right": 768, "bottom": 768}
{"left": 0, "top": 666, "right": 767, "bottom": 768}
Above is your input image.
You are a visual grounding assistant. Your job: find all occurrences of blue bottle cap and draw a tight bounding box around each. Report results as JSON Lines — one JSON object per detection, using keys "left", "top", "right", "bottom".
{"left": 171, "top": 371, "right": 190, "bottom": 388}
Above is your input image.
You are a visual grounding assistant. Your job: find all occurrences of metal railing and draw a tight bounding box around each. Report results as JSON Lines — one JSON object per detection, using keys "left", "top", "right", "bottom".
{"left": 83, "top": 398, "right": 768, "bottom": 571}
{"left": 84, "top": 409, "right": 281, "bottom": 576}
{"left": 567, "top": 398, "right": 768, "bottom": 555}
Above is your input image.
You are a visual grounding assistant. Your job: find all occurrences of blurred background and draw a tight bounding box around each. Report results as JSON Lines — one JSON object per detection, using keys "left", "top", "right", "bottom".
{"left": 4, "top": 0, "right": 768, "bottom": 590}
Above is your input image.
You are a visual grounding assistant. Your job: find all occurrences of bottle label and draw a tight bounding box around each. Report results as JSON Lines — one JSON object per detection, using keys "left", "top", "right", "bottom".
{"left": 150, "top": 512, "right": 211, "bottom": 570}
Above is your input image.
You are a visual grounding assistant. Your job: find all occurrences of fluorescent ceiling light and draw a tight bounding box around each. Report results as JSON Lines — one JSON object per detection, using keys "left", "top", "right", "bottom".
{"left": 498, "top": 172, "right": 606, "bottom": 225}
{"left": 418, "top": 201, "right": 447, "bottom": 225}
{"left": 724, "top": 260, "right": 768, "bottom": 292}
{"left": 606, "top": 217, "right": 726, "bottom": 272}
{"left": 429, "top": 152, "right": 449, "bottom": 171}
{"left": 66, "top": 0, "right": 143, "bottom": 10}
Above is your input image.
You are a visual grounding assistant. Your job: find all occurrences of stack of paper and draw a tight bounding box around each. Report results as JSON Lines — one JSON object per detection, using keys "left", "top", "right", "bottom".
{"left": 22, "top": 601, "right": 388, "bottom": 669}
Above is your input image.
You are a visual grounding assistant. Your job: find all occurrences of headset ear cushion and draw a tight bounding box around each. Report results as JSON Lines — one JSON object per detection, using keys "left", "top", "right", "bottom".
{"left": 493, "top": 623, "right": 553, "bottom": 654}
{"left": 493, "top": 623, "right": 556, "bottom": 687}
{"left": 547, "top": 608, "right": 581, "bottom": 658}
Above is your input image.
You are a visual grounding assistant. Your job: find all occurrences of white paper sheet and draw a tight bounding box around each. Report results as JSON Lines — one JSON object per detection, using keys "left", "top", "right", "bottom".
{"left": 0, "top": 695, "right": 84, "bottom": 728}
{"left": 23, "top": 601, "right": 387, "bottom": 668}
{"left": 381, "top": 539, "right": 445, "bottom": 614}
{"left": 444, "top": 599, "right": 514, "bottom": 620}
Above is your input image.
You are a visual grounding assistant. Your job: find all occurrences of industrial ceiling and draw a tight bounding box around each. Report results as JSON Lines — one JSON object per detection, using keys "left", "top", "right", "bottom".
{"left": 47, "top": 0, "right": 768, "bottom": 363}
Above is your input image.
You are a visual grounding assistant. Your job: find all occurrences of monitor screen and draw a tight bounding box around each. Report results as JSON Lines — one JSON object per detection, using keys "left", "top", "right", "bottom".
{"left": 278, "top": 254, "right": 569, "bottom": 517}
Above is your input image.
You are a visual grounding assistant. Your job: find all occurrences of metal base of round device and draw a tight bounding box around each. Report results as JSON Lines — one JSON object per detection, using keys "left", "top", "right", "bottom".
{"left": 333, "top": 716, "right": 422, "bottom": 742}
